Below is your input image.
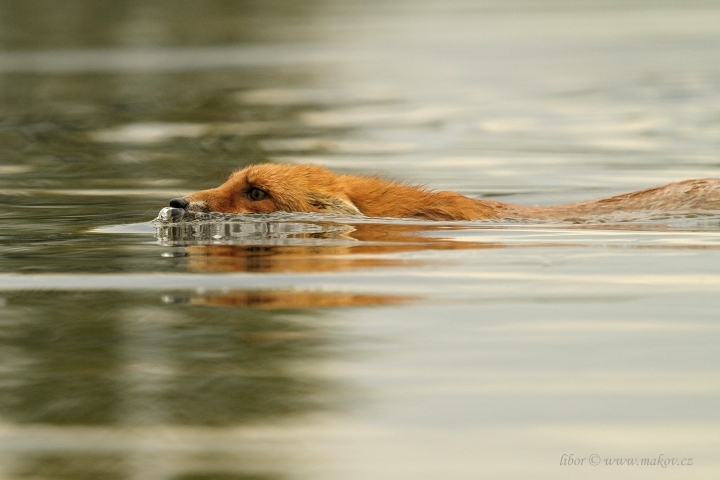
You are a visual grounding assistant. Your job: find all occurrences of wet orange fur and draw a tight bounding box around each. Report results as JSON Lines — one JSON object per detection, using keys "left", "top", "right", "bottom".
{"left": 181, "top": 164, "right": 720, "bottom": 221}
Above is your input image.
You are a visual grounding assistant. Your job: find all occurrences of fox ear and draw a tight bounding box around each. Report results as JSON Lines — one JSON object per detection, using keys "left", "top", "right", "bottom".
{"left": 306, "top": 192, "right": 361, "bottom": 215}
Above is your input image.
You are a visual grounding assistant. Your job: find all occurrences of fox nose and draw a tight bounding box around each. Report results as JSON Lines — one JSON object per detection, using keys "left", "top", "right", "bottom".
{"left": 169, "top": 197, "right": 189, "bottom": 209}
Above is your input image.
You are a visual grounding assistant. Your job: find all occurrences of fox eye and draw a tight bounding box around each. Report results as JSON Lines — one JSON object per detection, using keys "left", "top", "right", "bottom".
{"left": 246, "top": 187, "right": 268, "bottom": 201}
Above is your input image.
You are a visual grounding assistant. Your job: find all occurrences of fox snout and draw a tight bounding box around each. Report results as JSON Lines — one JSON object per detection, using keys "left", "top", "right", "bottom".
{"left": 169, "top": 196, "right": 210, "bottom": 213}
{"left": 160, "top": 196, "right": 211, "bottom": 222}
{"left": 169, "top": 198, "right": 188, "bottom": 209}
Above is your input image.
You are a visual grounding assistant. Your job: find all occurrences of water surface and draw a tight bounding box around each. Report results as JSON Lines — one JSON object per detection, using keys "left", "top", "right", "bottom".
{"left": 1, "top": 1, "right": 719, "bottom": 479}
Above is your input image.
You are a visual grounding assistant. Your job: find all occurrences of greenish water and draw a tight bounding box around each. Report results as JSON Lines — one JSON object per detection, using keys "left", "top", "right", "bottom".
{"left": 0, "top": 1, "right": 719, "bottom": 479}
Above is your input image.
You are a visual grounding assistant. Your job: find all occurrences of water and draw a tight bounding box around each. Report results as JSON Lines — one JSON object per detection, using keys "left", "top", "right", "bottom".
{"left": 1, "top": 1, "right": 719, "bottom": 478}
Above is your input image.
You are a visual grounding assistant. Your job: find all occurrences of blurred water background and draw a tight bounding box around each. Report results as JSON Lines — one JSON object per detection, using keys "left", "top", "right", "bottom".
{"left": 0, "top": 0, "right": 719, "bottom": 478}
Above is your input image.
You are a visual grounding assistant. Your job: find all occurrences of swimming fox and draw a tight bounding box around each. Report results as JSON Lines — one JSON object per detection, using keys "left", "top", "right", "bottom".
{"left": 168, "top": 163, "right": 720, "bottom": 221}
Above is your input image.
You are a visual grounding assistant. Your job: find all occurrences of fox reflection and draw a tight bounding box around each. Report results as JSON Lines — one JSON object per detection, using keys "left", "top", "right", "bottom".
{"left": 157, "top": 221, "right": 501, "bottom": 273}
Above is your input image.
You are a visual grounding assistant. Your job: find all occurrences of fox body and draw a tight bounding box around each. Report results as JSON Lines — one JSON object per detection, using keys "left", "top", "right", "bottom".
{"left": 168, "top": 164, "right": 720, "bottom": 221}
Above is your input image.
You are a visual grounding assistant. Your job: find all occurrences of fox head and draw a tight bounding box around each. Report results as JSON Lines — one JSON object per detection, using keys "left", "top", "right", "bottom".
{"left": 168, "top": 163, "right": 506, "bottom": 220}
{"left": 170, "top": 164, "right": 361, "bottom": 216}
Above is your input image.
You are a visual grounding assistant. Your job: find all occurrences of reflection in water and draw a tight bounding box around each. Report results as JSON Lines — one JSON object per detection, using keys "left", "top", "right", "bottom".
{"left": 0, "top": 291, "right": 336, "bottom": 426}
{"left": 0, "top": 291, "right": 339, "bottom": 478}
{"left": 0, "top": 0, "right": 322, "bottom": 50}
{"left": 173, "top": 473, "right": 279, "bottom": 480}
{"left": 183, "top": 290, "right": 413, "bottom": 309}
{"left": 9, "top": 452, "right": 282, "bottom": 480}
{"left": 12, "top": 454, "right": 124, "bottom": 480}
{"left": 155, "top": 213, "right": 720, "bottom": 277}
{"left": 156, "top": 215, "right": 503, "bottom": 273}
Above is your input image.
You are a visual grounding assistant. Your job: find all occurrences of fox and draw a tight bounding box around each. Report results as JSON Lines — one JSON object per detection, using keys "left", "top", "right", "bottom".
{"left": 167, "top": 163, "right": 720, "bottom": 221}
